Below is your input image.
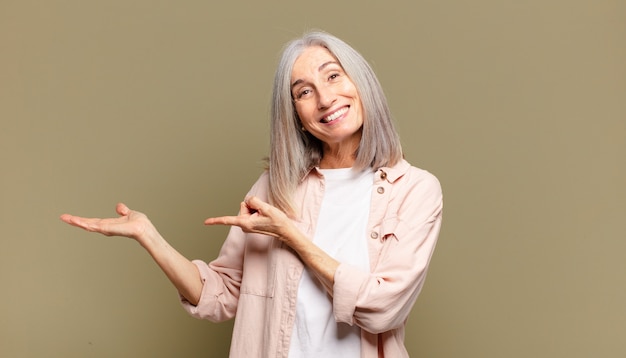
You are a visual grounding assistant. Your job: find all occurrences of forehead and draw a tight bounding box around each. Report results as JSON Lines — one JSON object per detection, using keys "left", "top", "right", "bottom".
{"left": 291, "top": 46, "right": 339, "bottom": 80}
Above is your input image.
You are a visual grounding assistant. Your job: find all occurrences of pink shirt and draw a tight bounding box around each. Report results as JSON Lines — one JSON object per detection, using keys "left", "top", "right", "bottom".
{"left": 180, "top": 159, "right": 443, "bottom": 357}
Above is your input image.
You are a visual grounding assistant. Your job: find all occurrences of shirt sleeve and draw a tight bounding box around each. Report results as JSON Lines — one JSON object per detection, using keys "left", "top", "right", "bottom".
{"left": 332, "top": 169, "right": 443, "bottom": 334}
{"left": 179, "top": 226, "right": 246, "bottom": 322}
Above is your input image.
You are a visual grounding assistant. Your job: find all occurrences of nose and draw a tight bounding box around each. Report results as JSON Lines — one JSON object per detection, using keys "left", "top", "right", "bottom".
{"left": 316, "top": 85, "right": 336, "bottom": 110}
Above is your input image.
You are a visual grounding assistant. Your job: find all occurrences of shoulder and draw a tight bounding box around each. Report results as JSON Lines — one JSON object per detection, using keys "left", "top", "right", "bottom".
{"left": 386, "top": 159, "right": 442, "bottom": 195}
{"left": 390, "top": 161, "right": 443, "bottom": 221}
{"left": 246, "top": 170, "right": 271, "bottom": 200}
{"left": 406, "top": 165, "right": 442, "bottom": 193}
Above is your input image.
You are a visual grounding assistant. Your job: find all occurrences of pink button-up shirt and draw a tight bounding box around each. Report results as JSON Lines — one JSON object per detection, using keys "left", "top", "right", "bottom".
{"left": 180, "top": 159, "right": 443, "bottom": 357}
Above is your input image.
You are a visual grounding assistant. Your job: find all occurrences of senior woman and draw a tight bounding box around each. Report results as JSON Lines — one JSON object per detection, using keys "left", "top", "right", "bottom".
{"left": 61, "top": 31, "right": 443, "bottom": 357}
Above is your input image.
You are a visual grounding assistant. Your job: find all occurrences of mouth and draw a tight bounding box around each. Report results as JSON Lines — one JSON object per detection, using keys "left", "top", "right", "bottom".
{"left": 320, "top": 107, "right": 348, "bottom": 123}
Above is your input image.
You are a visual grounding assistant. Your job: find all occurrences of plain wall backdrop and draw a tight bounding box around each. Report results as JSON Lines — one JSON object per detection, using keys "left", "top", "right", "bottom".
{"left": 1, "top": 0, "right": 625, "bottom": 357}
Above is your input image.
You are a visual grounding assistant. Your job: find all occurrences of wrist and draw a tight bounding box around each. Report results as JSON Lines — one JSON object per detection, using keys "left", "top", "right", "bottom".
{"left": 135, "top": 222, "right": 164, "bottom": 250}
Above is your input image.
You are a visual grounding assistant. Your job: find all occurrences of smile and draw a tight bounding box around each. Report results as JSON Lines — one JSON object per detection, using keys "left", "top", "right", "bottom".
{"left": 320, "top": 107, "right": 348, "bottom": 123}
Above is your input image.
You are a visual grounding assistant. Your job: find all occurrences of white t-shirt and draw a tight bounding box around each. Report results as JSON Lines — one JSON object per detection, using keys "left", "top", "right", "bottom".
{"left": 288, "top": 167, "right": 373, "bottom": 358}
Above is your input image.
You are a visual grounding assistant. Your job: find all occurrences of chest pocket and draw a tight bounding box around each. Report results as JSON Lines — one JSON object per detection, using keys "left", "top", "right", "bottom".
{"left": 371, "top": 216, "right": 411, "bottom": 269}
{"left": 240, "top": 233, "right": 277, "bottom": 298}
{"left": 380, "top": 216, "right": 411, "bottom": 241}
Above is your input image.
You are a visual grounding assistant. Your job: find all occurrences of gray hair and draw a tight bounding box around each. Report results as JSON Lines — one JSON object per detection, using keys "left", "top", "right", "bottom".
{"left": 268, "top": 31, "right": 403, "bottom": 216}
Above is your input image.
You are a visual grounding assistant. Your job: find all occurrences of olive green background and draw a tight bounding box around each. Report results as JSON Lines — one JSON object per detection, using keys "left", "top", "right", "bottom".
{"left": 1, "top": 0, "right": 624, "bottom": 357}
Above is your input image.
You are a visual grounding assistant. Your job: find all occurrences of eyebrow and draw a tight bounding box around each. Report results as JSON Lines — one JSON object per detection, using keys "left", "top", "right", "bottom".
{"left": 291, "top": 61, "right": 340, "bottom": 89}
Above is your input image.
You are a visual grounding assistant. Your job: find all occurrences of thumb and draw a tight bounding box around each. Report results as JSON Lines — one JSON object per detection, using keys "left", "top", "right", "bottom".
{"left": 244, "top": 196, "right": 266, "bottom": 210}
{"left": 116, "top": 203, "right": 130, "bottom": 216}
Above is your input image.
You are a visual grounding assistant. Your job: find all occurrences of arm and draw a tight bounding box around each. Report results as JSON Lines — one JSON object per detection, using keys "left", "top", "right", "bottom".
{"left": 333, "top": 171, "right": 443, "bottom": 333}
{"left": 60, "top": 203, "right": 203, "bottom": 305}
{"left": 204, "top": 196, "right": 339, "bottom": 293}
{"left": 204, "top": 170, "right": 443, "bottom": 333}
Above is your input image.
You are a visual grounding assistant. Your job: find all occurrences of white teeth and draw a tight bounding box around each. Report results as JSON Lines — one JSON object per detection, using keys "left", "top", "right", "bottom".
{"left": 322, "top": 107, "right": 347, "bottom": 123}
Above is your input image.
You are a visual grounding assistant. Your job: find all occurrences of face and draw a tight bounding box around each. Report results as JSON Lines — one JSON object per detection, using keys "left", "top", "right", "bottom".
{"left": 291, "top": 46, "right": 363, "bottom": 152}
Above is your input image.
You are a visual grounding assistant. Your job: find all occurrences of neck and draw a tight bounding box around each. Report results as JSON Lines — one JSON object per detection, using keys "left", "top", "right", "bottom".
{"left": 319, "top": 130, "right": 362, "bottom": 169}
{"left": 319, "top": 155, "right": 355, "bottom": 169}
{"left": 320, "top": 143, "right": 358, "bottom": 169}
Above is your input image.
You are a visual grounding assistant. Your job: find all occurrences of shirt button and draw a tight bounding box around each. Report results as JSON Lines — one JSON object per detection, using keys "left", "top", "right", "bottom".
{"left": 380, "top": 171, "right": 387, "bottom": 180}
{"left": 377, "top": 186, "right": 385, "bottom": 194}
{"left": 370, "top": 232, "right": 379, "bottom": 240}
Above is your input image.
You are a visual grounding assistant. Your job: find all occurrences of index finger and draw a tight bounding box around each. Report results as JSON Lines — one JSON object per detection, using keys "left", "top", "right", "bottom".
{"left": 204, "top": 215, "right": 242, "bottom": 226}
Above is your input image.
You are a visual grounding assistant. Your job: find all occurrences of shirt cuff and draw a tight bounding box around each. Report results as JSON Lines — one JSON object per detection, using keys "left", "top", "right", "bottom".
{"left": 178, "top": 260, "right": 217, "bottom": 317}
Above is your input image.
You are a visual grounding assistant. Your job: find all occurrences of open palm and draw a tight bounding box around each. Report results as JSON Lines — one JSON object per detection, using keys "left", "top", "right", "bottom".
{"left": 60, "top": 203, "right": 152, "bottom": 241}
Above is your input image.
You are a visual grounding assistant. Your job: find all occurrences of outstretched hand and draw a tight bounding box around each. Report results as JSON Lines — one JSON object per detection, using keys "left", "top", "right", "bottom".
{"left": 60, "top": 203, "right": 152, "bottom": 241}
{"left": 204, "top": 196, "right": 292, "bottom": 239}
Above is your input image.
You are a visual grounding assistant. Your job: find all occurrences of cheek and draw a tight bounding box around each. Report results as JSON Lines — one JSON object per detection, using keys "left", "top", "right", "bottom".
{"left": 342, "top": 79, "right": 359, "bottom": 96}
{"left": 295, "top": 104, "right": 314, "bottom": 123}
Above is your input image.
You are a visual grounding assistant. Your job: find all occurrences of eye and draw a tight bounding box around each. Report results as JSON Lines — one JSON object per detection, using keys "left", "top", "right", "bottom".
{"left": 328, "top": 73, "right": 340, "bottom": 81}
{"left": 294, "top": 88, "right": 313, "bottom": 100}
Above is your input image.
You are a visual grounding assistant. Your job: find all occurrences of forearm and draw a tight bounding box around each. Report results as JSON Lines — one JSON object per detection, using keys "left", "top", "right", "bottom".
{"left": 284, "top": 228, "right": 339, "bottom": 294}
{"left": 204, "top": 195, "right": 339, "bottom": 293}
{"left": 139, "top": 227, "right": 204, "bottom": 305}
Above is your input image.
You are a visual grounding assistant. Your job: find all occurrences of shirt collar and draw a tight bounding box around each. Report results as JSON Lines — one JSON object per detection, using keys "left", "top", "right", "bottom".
{"left": 378, "top": 159, "right": 410, "bottom": 183}
{"left": 302, "top": 159, "right": 410, "bottom": 183}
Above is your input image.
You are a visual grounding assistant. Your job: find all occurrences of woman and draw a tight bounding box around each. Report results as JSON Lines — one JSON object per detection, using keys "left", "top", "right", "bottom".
{"left": 61, "top": 31, "right": 443, "bottom": 357}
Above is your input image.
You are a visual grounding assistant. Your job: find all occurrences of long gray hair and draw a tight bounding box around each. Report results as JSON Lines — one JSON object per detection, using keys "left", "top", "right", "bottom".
{"left": 268, "top": 31, "right": 403, "bottom": 216}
